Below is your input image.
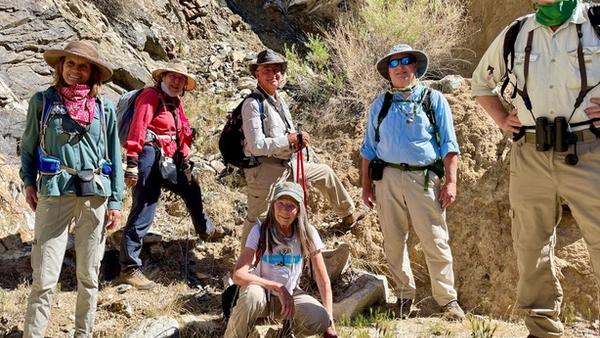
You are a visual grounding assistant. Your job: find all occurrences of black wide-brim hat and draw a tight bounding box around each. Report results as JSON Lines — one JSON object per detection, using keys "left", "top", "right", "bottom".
{"left": 249, "top": 49, "right": 288, "bottom": 76}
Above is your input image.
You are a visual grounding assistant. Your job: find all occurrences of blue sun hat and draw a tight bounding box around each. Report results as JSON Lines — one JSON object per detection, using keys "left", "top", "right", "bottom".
{"left": 376, "top": 44, "right": 429, "bottom": 80}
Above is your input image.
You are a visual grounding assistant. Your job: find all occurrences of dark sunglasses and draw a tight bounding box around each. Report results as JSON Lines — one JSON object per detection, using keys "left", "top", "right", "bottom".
{"left": 388, "top": 56, "right": 417, "bottom": 68}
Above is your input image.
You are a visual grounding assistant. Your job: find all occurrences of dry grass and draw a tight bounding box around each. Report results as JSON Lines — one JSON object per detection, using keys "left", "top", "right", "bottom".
{"left": 324, "top": 0, "right": 472, "bottom": 111}
{"left": 183, "top": 93, "right": 228, "bottom": 157}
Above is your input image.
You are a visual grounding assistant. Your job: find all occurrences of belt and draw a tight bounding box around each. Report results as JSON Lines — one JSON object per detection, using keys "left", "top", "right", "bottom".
{"left": 523, "top": 129, "right": 598, "bottom": 144}
{"left": 386, "top": 162, "right": 430, "bottom": 171}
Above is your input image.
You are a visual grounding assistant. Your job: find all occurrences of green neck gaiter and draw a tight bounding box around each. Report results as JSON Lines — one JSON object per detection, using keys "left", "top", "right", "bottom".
{"left": 536, "top": 0, "right": 578, "bottom": 27}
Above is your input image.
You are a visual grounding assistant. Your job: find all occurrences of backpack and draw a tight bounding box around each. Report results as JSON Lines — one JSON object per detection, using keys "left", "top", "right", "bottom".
{"left": 218, "top": 92, "right": 265, "bottom": 169}
{"left": 116, "top": 88, "right": 163, "bottom": 146}
{"left": 499, "top": 5, "right": 600, "bottom": 100}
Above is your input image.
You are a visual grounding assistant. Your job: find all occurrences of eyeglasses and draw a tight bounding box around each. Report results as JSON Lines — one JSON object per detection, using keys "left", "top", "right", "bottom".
{"left": 275, "top": 200, "right": 298, "bottom": 213}
{"left": 388, "top": 56, "right": 417, "bottom": 68}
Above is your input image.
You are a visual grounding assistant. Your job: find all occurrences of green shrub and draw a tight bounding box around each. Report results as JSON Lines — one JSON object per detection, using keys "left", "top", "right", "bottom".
{"left": 467, "top": 314, "right": 498, "bottom": 338}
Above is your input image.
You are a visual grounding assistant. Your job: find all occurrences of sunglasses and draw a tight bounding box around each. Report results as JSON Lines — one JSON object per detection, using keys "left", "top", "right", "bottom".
{"left": 388, "top": 56, "right": 417, "bottom": 68}
{"left": 275, "top": 200, "right": 298, "bottom": 213}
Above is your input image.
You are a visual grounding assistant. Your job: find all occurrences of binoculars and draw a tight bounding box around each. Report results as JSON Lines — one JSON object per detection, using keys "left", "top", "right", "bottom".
{"left": 535, "top": 116, "right": 577, "bottom": 152}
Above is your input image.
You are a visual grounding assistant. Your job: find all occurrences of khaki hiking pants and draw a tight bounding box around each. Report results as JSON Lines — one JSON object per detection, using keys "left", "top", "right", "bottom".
{"left": 374, "top": 167, "right": 458, "bottom": 306}
{"left": 241, "top": 160, "right": 354, "bottom": 248}
{"left": 24, "top": 195, "right": 107, "bottom": 338}
{"left": 224, "top": 284, "right": 330, "bottom": 338}
{"left": 509, "top": 133, "right": 600, "bottom": 338}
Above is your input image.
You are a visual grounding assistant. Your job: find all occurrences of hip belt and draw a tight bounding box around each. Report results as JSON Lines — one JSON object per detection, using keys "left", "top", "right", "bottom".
{"left": 384, "top": 160, "right": 444, "bottom": 191}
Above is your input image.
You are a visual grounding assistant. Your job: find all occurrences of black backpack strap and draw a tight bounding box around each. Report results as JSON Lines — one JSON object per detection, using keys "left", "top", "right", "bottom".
{"left": 246, "top": 92, "right": 266, "bottom": 134}
{"left": 589, "top": 5, "right": 600, "bottom": 38}
{"left": 375, "top": 92, "right": 393, "bottom": 143}
{"left": 500, "top": 16, "right": 528, "bottom": 99}
{"left": 420, "top": 88, "right": 441, "bottom": 145}
{"left": 254, "top": 222, "right": 267, "bottom": 268}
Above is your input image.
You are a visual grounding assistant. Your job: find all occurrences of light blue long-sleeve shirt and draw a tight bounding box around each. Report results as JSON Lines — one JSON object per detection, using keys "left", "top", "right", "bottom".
{"left": 360, "top": 85, "right": 459, "bottom": 165}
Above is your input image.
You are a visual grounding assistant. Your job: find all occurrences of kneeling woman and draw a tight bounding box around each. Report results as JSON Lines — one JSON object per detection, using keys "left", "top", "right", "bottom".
{"left": 225, "top": 182, "right": 337, "bottom": 338}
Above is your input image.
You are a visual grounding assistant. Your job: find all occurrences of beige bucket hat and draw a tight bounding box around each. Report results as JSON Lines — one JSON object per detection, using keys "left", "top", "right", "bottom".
{"left": 376, "top": 44, "right": 428, "bottom": 80}
{"left": 43, "top": 40, "right": 113, "bottom": 82}
{"left": 151, "top": 61, "right": 197, "bottom": 91}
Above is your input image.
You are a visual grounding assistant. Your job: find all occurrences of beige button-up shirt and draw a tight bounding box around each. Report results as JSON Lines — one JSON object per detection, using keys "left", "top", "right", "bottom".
{"left": 472, "top": 3, "right": 600, "bottom": 130}
{"left": 242, "top": 87, "right": 295, "bottom": 160}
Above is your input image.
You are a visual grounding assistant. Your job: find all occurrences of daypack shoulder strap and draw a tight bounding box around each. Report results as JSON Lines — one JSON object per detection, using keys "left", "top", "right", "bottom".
{"left": 254, "top": 222, "right": 267, "bottom": 269}
{"left": 420, "top": 88, "right": 442, "bottom": 146}
{"left": 500, "top": 16, "right": 528, "bottom": 99}
{"left": 246, "top": 92, "right": 266, "bottom": 134}
{"left": 375, "top": 92, "right": 393, "bottom": 143}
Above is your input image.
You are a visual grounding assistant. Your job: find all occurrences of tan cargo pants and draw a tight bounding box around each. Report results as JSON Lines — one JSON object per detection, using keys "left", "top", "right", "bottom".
{"left": 509, "top": 132, "right": 600, "bottom": 338}
{"left": 224, "top": 284, "right": 330, "bottom": 338}
{"left": 24, "top": 195, "right": 107, "bottom": 338}
{"left": 241, "top": 160, "right": 354, "bottom": 248}
{"left": 374, "top": 167, "right": 458, "bottom": 306}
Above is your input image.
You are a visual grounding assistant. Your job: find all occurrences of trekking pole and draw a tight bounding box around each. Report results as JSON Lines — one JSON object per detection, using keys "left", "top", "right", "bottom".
{"left": 295, "top": 124, "right": 308, "bottom": 208}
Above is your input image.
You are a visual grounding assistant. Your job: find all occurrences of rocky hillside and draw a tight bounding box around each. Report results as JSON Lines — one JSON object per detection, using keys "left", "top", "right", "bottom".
{"left": 1, "top": 0, "right": 599, "bottom": 337}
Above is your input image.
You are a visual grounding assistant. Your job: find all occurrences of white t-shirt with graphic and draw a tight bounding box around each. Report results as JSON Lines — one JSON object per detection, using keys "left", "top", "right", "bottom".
{"left": 246, "top": 223, "right": 324, "bottom": 294}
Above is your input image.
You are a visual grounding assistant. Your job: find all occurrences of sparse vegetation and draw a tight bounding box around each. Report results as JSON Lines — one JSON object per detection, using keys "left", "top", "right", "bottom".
{"left": 427, "top": 320, "right": 454, "bottom": 336}
{"left": 467, "top": 314, "right": 498, "bottom": 338}
{"left": 324, "top": 0, "right": 472, "bottom": 110}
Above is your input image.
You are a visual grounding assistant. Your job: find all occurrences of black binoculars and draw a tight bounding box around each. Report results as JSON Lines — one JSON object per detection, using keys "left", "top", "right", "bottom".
{"left": 535, "top": 116, "right": 577, "bottom": 152}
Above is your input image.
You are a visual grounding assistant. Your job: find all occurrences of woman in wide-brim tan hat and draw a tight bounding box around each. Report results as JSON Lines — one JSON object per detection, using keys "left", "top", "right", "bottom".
{"left": 151, "top": 61, "right": 197, "bottom": 92}
{"left": 43, "top": 40, "right": 113, "bottom": 83}
{"left": 21, "top": 40, "right": 123, "bottom": 337}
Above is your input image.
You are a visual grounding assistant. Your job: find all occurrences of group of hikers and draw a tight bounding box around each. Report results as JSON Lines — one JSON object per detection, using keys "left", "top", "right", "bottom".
{"left": 16, "top": 0, "right": 600, "bottom": 337}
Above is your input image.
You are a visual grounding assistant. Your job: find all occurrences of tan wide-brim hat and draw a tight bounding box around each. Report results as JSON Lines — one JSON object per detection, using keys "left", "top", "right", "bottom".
{"left": 151, "top": 61, "right": 197, "bottom": 91}
{"left": 43, "top": 40, "right": 113, "bottom": 82}
{"left": 376, "top": 44, "right": 428, "bottom": 80}
{"left": 248, "top": 49, "right": 287, "bottom": 76}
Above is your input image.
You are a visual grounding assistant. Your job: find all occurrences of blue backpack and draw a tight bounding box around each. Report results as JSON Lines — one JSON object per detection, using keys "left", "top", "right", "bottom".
{"left": 115, "top": 88, "right": 164, "bottom": 146}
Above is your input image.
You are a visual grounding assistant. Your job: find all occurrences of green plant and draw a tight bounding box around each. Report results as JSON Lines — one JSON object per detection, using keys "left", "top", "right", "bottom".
{"left": 427, "top": 320, "right": 454, "bottom": 337}
{"left": 562, "top": 302, "right": 576, "bottom": 324}
{"left": 306, "top": 34, "right": 331, "bottom": 72}
{"left": 467, "top": 314, "right": 498, "bottom": 338}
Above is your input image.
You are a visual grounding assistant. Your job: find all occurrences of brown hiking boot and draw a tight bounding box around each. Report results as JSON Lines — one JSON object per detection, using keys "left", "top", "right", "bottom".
{"left": 340, "top": 210, "right": 367, "bottom": 229}
{"left": 442, "top": 300, "right": 466, "bottom": 321}
{"left": 119, "top": 268, "right": 157, "bottom": 290}
{"left": 207, "top": 224, "right": 232, "bottom": 242}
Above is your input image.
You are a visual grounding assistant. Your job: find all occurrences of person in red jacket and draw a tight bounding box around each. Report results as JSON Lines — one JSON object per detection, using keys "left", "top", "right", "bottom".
{"left": 119, "top": 61, "right": 218, "bottom": 289}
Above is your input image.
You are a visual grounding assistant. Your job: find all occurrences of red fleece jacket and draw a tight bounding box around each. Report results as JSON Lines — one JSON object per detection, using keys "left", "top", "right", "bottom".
{"left": 125, "top": 87, "right": 192, "bottom": 159}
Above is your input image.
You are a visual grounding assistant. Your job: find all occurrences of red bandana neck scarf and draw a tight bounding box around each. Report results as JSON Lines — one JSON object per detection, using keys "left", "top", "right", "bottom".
{"left": 59, "top": 85, "right": 96, "bottom": 127}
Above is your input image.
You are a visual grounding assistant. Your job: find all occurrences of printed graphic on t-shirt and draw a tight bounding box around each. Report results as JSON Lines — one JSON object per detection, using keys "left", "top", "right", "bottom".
{"left": 262, "top": 246, "right": 302, "bottom": 267}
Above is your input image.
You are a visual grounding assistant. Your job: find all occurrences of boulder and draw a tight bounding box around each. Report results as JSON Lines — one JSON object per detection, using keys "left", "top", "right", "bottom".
{"left": 125, "top": 316, "right": 179, "bottom": 338}
{"left": 332, "top": 272, "right": 389, "bottom": 321}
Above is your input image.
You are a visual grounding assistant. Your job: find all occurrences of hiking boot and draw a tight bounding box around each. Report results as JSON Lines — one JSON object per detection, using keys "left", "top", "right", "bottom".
{"left": 397, "top": 298, "right": 413, "bottom": 318}
{"left": 442, "top": 300, "right": 466, "bottom": 321}
{"left": 340, "top": 210, "right": 367, "bottom": 229}
{"left": 207, "top": 224, "right": 232, "bottom": 242}
{"left": 321, "top": 242, "right": 351, "bottom": 281}
{"left": 120, "top": 268, "right": 157, "bottom": 290}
